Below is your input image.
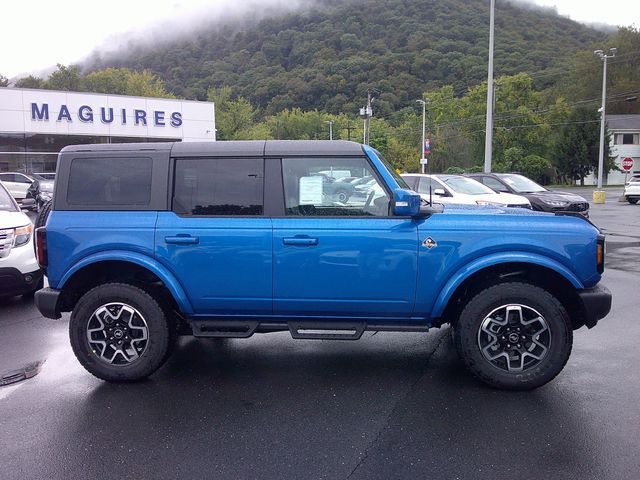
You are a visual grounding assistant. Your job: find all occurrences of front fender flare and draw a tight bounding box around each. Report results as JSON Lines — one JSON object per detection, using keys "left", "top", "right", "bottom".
{"left": 58, "top": 250, "right": 194, "bottom": 315}
{"left": 431, "top": 252, "right": 584, "bottom": 318}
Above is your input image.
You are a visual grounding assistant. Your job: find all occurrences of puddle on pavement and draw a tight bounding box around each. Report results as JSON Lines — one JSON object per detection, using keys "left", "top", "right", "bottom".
{"left": 0, "top": 359, "right": 45, "bottom": 387}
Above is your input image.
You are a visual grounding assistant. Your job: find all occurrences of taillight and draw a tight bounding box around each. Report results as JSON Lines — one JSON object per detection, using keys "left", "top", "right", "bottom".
{"left": 596, "top": 234, "right": 605, "bottom": 274}
{"left": 35, "top": 227, "right": 47, "bottom": 268}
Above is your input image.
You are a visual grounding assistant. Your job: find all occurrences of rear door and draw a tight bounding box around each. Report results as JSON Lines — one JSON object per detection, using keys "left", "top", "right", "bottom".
{"left": 155, "top": 156, "right": 272, "bottom": 315}
{"left": 273, "top": 156, "right": 418, "bottom": 318}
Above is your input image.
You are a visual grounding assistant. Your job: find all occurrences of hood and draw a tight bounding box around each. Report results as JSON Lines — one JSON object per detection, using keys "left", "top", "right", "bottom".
{"left": 490, "top": 192, "right": 530, "bottom": 205}
{"left": 0, "top": 210, "right": 31, "bottom": 229}
{"left": 441, "top": 203, "right": 549, "bottom": 216}
{"left": 525, "top": 190, "right": 587, "bottom": 203}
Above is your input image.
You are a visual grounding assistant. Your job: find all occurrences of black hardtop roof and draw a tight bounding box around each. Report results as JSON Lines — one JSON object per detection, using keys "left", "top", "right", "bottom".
{"left": 60, "top": 140, "right": 365, "bottom": 157}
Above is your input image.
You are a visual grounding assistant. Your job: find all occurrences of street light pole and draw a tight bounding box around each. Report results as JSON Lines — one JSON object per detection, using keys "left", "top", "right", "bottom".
{"left": 483, "top": 0, "right": 495, "bottom": 173}
{"left": 325, "top": 120, "right": 334, "bottom": 140}
{"left": 593, "top": 47, "right": 617, "bottom": 201}
{"left": 359, "top": 93, "right": 373, "bottom": 145}
{"left": 417, "top": 100, "right": 427, "bottom": 174}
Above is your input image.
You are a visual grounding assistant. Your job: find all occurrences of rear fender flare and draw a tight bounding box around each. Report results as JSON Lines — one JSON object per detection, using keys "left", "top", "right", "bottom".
{"left": 58, "top": 250, "right": 194, "bottom": 314}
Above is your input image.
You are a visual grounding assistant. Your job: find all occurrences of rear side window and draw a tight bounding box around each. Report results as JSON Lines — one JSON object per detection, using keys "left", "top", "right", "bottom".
{"left": 173, "top": 158, "right": 264, "bottom": 216}
{"left": 67, "top": 157, "right": 152, "bottom": 206}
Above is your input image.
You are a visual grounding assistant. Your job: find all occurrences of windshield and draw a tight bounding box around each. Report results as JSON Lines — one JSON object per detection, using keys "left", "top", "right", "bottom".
{"left": 0, "top": 184, "right": 19, "bottom": 212}
{"left": 441, "top": 176, "right": 495, "bottom": 195}
{"left": 32, "top": 173, "right": 55, "bottom": 181}
{"left": 370, "top": 149, "right": 410, "bottom": 189}
{"left": 499, "top": 174, "right": 546, "bottom": 193}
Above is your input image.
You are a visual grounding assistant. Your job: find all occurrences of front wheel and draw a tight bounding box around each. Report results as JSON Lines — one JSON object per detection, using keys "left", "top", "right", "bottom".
{"left": 628, "top": 198, "right": 639, "bottom": 205}
{"left": 334, "top": 189, "right": 350, "bottom": 203}
{"left": 454, "top": 282, "right": 572, "bottom": 390}
{"left": 69, "top": 283, "right": 171, "bottom": 382}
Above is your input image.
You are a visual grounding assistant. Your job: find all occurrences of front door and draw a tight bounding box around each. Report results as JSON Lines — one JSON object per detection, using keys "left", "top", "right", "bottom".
{"left": 155, "top": 156, "right": 272, "bottom": 315}
{"left": 273, "top": 156, "right": 418, "bottom": 318}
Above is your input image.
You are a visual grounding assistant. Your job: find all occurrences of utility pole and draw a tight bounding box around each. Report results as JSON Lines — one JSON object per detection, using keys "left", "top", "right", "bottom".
{"left": 417, "top": 99, "right": 427, "bottom": 174}
{"left": 593, "top": 47, "right": 617, "bottom": 202}
{"left": 483, "top": 0, "right": 495, "bottom": 173}
{"left": 344, "top": 120, "right": 353, "bottom": 141}
{"left": 325, "top": 120, "right": 334, "bottom": 140}
{"left": 359, "top": 92, "right": 373, "bottom": 145}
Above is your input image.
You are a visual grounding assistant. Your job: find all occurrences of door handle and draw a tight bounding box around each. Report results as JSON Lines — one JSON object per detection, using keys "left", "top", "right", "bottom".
{"left": 283, "top": 236, "right": 319, "bottom": 246}
{"left": 165, "top": 235, "right": 199, "bottom": 245}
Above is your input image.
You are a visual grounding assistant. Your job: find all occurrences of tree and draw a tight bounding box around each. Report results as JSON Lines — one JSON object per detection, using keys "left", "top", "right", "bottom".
{"left": 553, "top": 107, "right": 615, "bottom": 185}
{"left": 122, "top": 70, "right": 175, "bottom": 98}
{"left": 208, "top": 86, "right": 259, "bottom": 140}
{"left": 14, "top": 75, "right": 45, "bottom": 89}
{"left": 561, "top": 26, "right": 640, "bottom": 115}
{"left": 0, "top": 75, "right": 8, "bottom": 87}
{"left": 47, "top": 64, "right": 83, "bottom": 91}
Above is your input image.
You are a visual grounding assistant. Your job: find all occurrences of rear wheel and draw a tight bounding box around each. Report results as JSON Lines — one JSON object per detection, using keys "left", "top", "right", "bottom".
{"left": 69, "top": 283, "right": 171, "bottom": 382}
{"left": 628, "top": 198, "right": 639, "bottom": 205}
{"left": 454, "top": 282, "right": 572, "bottom": 390}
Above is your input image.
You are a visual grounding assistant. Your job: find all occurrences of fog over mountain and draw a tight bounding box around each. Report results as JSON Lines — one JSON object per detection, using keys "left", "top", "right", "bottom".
{"left": 76, "top": 0, "right": 608, "bottom": 116}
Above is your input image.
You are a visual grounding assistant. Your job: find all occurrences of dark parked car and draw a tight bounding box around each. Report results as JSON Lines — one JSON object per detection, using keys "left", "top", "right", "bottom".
{"left": 467, "top": 173, "right": 590, "bottom": 216}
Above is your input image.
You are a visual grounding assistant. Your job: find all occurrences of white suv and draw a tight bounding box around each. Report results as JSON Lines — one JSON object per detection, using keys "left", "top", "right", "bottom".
{"left": 624, "top": 174, "right": 640, "bottom": 205}
{"left": 0, "top": 182, "right": 42, "bottom": 297}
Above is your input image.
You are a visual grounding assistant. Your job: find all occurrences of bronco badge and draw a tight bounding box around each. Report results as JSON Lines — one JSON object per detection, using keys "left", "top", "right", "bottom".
{"left": 422, "top": 236, "right": 437, "bottom": 249}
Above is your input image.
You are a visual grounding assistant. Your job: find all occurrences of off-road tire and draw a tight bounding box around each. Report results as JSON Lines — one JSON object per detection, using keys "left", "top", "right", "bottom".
{"left": 454, "top": 282, "right": 572, "bottom": 390}
{"left": 69, "top": 283, "right": 171, "bottom": 382}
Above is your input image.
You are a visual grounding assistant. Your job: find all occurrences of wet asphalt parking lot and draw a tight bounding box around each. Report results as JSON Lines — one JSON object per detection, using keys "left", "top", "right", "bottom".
{"left": 1, "top": 187, "right": 639, "bottom": 480}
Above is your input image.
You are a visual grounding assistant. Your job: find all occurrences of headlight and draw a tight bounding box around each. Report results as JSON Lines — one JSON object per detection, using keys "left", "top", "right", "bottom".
{"left": 14, "top": 224, "right": 33, "bottom": 247}
{"left": 543, "top": 200, "right": 569, "bottom": 207}
{"left": 476, "top": 200, "right": 506, "bottom": 207}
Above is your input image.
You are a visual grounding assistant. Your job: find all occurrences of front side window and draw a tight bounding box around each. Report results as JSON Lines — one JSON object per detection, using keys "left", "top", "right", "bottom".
{"left": 417, "top": 177, "right": 446, "bottom": 194}
{"left": 173, "top": 158, "right": 264, "bottom": 216}
{"left": 282, "top": 157, "right": 390, "bottom": 216}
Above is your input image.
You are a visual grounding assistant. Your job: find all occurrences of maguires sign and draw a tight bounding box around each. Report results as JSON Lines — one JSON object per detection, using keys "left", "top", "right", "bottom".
{"left": 30, "top": 103, "right": 183, "bottom": 127}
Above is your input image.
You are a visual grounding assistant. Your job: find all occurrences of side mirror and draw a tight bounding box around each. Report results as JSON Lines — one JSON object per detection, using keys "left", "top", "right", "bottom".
{"left": 433, "top": 188, "right": 446, "bottom": 196}
{"left": 392, "top": 189, "right": 421, "bottom": 217}
{"left": 21, "top": 198, "right": 36, "bottom": 210}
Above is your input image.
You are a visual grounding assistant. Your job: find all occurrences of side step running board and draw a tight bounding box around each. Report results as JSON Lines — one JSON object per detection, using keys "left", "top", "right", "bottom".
{"left": 189, "top": 319, "right": 430, "bottom": 339}
{"left": 288, "top": 321, "right": 366, "bottom": 340}
{"left": 191, "top": 320, "right": 259, "bottom": 338}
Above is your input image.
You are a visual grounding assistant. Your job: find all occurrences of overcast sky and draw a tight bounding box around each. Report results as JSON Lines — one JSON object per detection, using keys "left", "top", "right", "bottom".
{"left": 1, "top": 0, "right": 637, "bottom": 79}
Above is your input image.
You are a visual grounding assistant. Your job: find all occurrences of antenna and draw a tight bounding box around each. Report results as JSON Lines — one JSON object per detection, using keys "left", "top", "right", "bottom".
{"left": 429, "top": 162, "right": 432, "bottom": 206}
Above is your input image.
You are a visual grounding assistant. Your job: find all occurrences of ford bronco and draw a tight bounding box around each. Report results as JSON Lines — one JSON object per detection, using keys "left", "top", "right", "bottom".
{"left": 34, "top": 140, "right": 611, "bottom": 389}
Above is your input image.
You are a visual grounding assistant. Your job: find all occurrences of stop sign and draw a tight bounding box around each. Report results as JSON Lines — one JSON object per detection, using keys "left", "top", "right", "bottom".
{"left": 622, "top": 157, "right": 634, "bottom": 171}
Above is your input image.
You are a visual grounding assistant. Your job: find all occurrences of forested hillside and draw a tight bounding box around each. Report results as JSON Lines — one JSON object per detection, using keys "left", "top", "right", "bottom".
{"left": 85, "top": 0, "right": 606, "bottom": 115}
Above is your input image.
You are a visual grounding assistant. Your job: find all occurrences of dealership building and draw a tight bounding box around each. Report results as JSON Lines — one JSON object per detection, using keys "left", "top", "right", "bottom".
{"left": 0, "top": 88, "right": 216, "bottom": 173}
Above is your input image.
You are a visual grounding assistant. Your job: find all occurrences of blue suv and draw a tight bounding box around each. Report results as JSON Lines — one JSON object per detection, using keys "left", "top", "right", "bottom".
{"left": 34, "top": 141, "right": 611, "bottom": 389}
